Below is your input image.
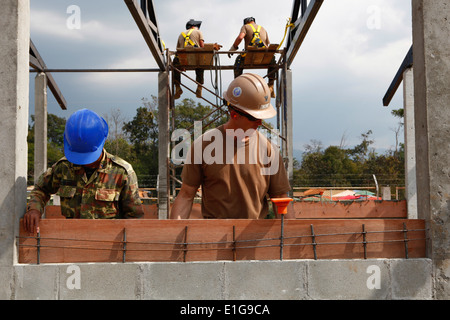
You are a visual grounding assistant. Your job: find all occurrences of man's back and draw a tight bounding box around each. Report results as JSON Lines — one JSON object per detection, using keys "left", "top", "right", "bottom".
{"left": 240, "top": 23, "right": 270, "bottom": 48}
{"left": 177, "top": 29, "right": 204, "bottom": 49}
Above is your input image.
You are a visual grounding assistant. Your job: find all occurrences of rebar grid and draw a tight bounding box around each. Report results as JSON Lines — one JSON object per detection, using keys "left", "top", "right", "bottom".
{"left": 17, "top": 223, "right": 427, "bottom": 264}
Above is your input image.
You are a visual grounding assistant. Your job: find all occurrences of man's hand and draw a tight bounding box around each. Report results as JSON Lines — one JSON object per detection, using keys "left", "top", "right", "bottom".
{"left": 213, "top": 43, "right": 223, "bottom": 51}
{"left": 228, "top": 45, "right": 238, "bottom": 58}
{"left": 23, "top": 209, "right": 41, "bottom": 234}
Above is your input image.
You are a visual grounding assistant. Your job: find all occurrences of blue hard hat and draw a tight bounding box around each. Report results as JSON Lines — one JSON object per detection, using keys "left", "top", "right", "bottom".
{"left": 63, "top": 109, "right": 109, "bottom": 165}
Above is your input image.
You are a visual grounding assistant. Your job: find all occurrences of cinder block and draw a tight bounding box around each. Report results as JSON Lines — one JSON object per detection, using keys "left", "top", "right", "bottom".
{"left": 307, "top": 259, "right": 391, "bottom": 299}
{"left": 224, "top": 260, "right": 308, "bottom": 300}
{"left": 58, "top": 263, "right": 142, "bottom": 300}
{"left": 14, "top": 264, "right": 59, "bottom": 300}
{"left": 143, "top": 261, "right": 225, "bottom": 300}
{"left": 391, "top": 259, "right": 432, "bottom": 299}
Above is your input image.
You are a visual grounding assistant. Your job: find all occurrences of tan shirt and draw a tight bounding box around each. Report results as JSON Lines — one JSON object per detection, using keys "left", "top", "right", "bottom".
{"left": 181, "top": 125, "right": 291, "bottom": 219}
{"left": 177, "top": 28, "right": 204, "bottom": 48}
{"left": 240, "top": 23, "right": 270, "bottom": 48}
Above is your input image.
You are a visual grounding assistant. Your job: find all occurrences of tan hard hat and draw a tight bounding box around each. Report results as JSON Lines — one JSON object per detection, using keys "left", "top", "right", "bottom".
{"left": 223, "top": 73, "right": 276, "bottom": 120}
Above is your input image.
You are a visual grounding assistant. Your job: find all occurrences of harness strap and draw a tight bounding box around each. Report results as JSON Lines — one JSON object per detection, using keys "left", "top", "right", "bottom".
{"left": 249, "top": 24, "right": 264, "bottom": 47}
{"left": 182, "top": 29, "right": 196, "bottom": 47}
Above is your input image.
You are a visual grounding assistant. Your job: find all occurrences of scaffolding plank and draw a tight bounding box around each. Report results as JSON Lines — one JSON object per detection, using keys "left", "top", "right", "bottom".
{"left": 176, "top": 43, "right": 215, "bottom": 68}
{"left": 243, "top": 44, "right": 278, "bottom": 67}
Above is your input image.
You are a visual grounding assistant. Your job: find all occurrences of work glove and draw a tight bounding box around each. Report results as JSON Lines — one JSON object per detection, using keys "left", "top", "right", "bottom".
{"left": 213, "top": 43, "right": 223, "bottom": 51}
{"left": 228, "top": 45, "right": 238, "bottom": 58}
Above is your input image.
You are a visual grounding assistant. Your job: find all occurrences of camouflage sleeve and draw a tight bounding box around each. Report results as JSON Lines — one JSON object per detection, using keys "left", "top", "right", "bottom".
{"left": 119, "top": 169, "right": 144, "bottom": 219}
{"left": 27, "top": 164, "right": 62, "bottom": 215}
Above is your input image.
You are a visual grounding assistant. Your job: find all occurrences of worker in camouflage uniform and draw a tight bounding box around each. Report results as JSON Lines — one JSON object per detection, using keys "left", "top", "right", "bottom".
{"left": 23, "top": 109, "right": 144, "bottom": 234}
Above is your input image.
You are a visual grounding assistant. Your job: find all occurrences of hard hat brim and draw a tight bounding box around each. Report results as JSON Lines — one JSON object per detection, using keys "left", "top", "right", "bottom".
{"left": 242, "top": 103, "right": 277, "bottom": 120}
{"left": 223, "top": 90, "right": 277, "bottom": 120}
{"left": 64, "top": 135, "right": 105, "bottom": 165}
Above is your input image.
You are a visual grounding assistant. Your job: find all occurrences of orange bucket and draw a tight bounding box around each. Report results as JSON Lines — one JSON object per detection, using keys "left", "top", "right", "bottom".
{"left": 270, "top": 198, "right": 293, "bottom": 215}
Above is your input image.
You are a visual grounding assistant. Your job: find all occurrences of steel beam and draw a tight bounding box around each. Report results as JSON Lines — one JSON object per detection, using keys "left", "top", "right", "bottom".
{"left": 124, "top": 0, "right": 165, "bottom": 71}
{"left": 382, "top": 45, "right": 413, "bottom": 106}
{"left": 286, "top": 0, "right": 324, "bottom": 68}
{"left": 29, "top": 40, "right": 67, "bottom": 110}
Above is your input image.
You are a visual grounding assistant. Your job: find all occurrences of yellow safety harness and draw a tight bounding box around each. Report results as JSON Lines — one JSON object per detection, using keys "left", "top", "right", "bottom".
{"left": 181, "top": 29, "right": 197, "bottom": 47}
{"left": 249, "top": 23, "right": 265, "bottom": 48}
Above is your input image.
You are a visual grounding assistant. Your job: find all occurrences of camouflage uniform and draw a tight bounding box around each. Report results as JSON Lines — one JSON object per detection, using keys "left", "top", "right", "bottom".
{"left": 27, "top": 150, "right": 144, "bottom": 219}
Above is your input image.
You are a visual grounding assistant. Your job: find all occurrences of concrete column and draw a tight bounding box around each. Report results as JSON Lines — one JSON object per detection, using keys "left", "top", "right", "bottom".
{"left": 0, "top": 0, "right": 30, "bottom": 298}
{"left": 285, "top": 69, "right": 294, "bottom": 193}
{"left": 382, "top": 187, "right": 391, "bottom": 200}
{"left": 34, "top": 73, "right": 48, "bottom": 182}
{"left": 412, "top": 0, "right": 450, "bottom": 299}
{"left": 158, "top": 71, "right": 170, "bottom": 219}
{"left": 403, "top": 67, "right": 418, "bottom": 219}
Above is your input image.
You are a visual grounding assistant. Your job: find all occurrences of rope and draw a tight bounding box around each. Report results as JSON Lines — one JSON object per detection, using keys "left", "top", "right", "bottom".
{"left": 278, "top": 18, "right": 295, "bottom": 50}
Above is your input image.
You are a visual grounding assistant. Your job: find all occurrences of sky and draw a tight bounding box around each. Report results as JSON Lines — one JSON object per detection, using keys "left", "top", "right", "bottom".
{"left": 29, "top": 0, "right": 413, "bottom": 155}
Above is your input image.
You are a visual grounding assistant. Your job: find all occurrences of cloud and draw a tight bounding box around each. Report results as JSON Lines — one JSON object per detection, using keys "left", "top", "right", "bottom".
{"left": 29, "top": 0, "right": 412, "bottom": 152}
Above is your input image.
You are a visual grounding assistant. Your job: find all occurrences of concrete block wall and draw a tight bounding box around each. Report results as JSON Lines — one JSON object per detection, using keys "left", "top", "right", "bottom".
{"left": 4, "top": 259, "right": 432, "bottom": 300}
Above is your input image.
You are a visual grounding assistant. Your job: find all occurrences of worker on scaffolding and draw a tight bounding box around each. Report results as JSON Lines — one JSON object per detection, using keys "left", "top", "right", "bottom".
{"left": 23, "top": 109, "right": 144, "bottom": 234}
{"left": 170, "top": 73, "right": 294, "bottom": 220}
{"left": 173, "top": 19, "right": 205, "bottom": 100}
{"left": 228, "top": 17, "right": 278, "bottom": 98}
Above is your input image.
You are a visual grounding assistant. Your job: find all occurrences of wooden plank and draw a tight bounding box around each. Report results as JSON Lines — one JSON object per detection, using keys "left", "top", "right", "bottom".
{"left": 293, "top": 200, "right": 407, "bottom": 219}
{"left": 45, "top": 200, "right": 405, "bottom": 220}
{"left": 243, "top": 44, "right": 278, "bottom": 67}
{"left": 44, "top": 203, "right": 203, "bottom": 220}
{"left": 176, "top": 44, "right": 215, "bottom": 68}
{"left": 18, "top": 219, "right": 426, "bottom": 263}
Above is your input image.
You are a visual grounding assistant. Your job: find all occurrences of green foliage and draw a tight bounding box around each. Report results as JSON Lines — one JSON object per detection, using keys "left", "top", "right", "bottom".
{"left": 174, "top": 98, "right": 228, "bottom": 130}
{"left": 294, "top": 129, "right": 405, "bottom": 189}
{"left": 28, "top": 114, "right": 66, "bottom": 183}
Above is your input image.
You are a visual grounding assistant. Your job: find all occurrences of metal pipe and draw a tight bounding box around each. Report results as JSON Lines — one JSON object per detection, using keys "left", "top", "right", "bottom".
{"left": 280, "top": 215, "right": 285, "bottom": 260}
{"left": 29, "top": 68, "right": 161, "bottom": 73}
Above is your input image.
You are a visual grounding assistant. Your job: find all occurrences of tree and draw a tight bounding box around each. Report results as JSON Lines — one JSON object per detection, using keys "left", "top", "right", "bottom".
{"left": 122, "top": 97, "right": 159, "bottom": 176}
{"left": 28, "top": 114, "right": 66, "bottom": 182}
{"left": 173, "top": 98, "right": 228, "bottom": 131}
{"left": 103, "top": 107, "right": 127, "bottom": 156}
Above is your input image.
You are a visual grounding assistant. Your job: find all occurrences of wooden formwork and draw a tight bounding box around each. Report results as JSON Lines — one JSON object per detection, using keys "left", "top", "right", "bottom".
{"left": 44, "top": 200, "right": 408, "bottom": 220}
{"left": 18, "top": 218, "right": 426, "bottom": 264}
{"left": 293, "top": 200, "right": 407, "bottom": 219}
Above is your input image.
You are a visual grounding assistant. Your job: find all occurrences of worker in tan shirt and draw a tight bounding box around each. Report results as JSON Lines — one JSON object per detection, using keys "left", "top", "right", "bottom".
{"left": 170, "top": 73, "right": 294, "bottom": 220}
{"left": 173, "top": 19, "right": 205, "bottom": 99}
{"left": 228, "top": 17, "right": 278, "bottom": 98}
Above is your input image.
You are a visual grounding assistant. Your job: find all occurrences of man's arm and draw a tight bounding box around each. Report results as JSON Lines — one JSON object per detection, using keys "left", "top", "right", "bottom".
{"left": 120, "top": 171, "right": 144, "bottom": 219}
{"left": 271, "top": 194, "right": 295, "bottom": 219}
{"left": 170, "top": 183, "right": 198, "bottom": 219}
{"left": 233, "top": 32, "right": 245, "bottom": 48}
{"left": 228, "top": 32, "right": 245, "bottom": 58}
{"left": 23, "top": 164, "right": 63, "bottom": 233}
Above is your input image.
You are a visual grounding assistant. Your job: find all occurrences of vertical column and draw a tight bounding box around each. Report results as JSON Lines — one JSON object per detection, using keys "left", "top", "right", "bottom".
{"left": 34, "top": 73, "right": 48, "bottom": 182}
{"left": 285, "top": 69, "right": 294, "bottom": 193}
{"left": 0, "top": 0, "right": 30, "bottom": 298}
{"left": 412, "top": 0, "right": 450, "bottom": 299}
{"left": 158, "top": 71, "right": 170, "bottom": 219}
{"left": 402, "top": 68, "right": 417, "bottom": 219}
